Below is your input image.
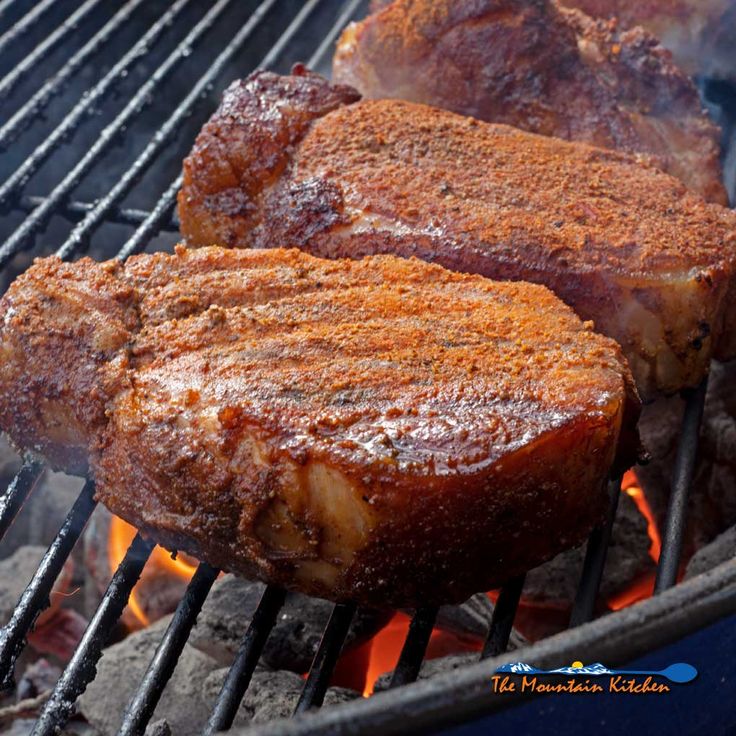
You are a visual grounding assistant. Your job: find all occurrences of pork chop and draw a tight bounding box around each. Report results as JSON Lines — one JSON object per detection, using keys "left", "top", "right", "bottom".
{"left": 0, "top": 246, "right": 639, "bottom": 607}
{"left": 178, "top": 68, "right": 736, "bottom": 400}
{"left": 332, "top": 0, "right": 726, "bottom": 203}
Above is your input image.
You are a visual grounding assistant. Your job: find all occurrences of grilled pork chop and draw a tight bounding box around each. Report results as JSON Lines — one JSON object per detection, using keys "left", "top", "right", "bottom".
{"left": 560, "top": 0, "right": 736, "bottom": 80}
{"left": 0, "top": 246, "right": 639, "bottom": 607}
{"left": 178, "top": 68, "right": 736, "bottom": 400}
{"left": 332, "top": 0, "right": 726, "bottom": 204}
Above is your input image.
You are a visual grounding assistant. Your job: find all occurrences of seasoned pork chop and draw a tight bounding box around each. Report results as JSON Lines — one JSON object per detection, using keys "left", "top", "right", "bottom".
{"left": 0, "top": 247, "right": 639, "bottom": 607}
{"left": 178, "top": 68, "right": 736, "bottom": 400}
{"left": 332, "top": 0, "right": 726, "bottom": 204}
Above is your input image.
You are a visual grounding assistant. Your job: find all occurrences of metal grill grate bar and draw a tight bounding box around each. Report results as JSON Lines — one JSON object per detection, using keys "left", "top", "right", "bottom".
{"left": 0, "top": 0, "right": 24, "bottom": 27}
{"left": 113, "top": 0, "right": 327, "bottom": 263}
{"left": 0, "top": 0, "right": 232, "bottom": 265}
{"left": 388, "top": 607, "right": 438, "bottom": 689}
{"left": 0, "top": 0, "right": 56, "bottom": 58}
{"left": 569, "top": 477, "right": 622, "bottom": 626}
{"left": 258, "top": 0, "right": 324, "bottom": 71}
{"left": 0, "top": 480, "right": 96, "bottom": 689}
{"left": 655, "top": 377, "right": 709, "bottom": 592}
{"left": 203, "top": 585, "right": 286, "bottom": 735}
{"left": 0, "top": 458, "right": 43, "bottom": 543}
{"left": 481, "top": 575, "right": 526, "bottom": 660}
{"left": 118, "top": 562, "right": 220, "bottom": 736}
{"left": 18, "top": 195, "right": 177, "bottom": 231}
{"left": 294, "top": 603, "right": 357, "bottom": 715}
{"left": 33, "top": 533, "right": 155, "bottom": 736}
{"left": 0, "top": 0, "right": 149, "bottom": 149}
{"left": 0, "top": 0, "right": 105, "bottom": 101}
{"left": 0, "top": 0, "right": 193, "bottom": 210}
{"left": 117, "top": 175, "right": 183, "bottom": 260}
{"left": 306, "top": 0, "right": 364, "bottom": 71}
{"left": 56, "top": 0, "right": 281, "bottom": 260}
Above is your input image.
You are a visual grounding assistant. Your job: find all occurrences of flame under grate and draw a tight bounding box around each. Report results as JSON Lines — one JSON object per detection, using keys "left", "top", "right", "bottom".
{"left": 0, "top": 1, "right": 713, "bottom": 734}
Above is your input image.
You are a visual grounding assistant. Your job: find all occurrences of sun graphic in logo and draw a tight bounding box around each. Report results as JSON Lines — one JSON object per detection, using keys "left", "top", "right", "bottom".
{"left": 571, "top": 661, "right": 584, "bottom": 669}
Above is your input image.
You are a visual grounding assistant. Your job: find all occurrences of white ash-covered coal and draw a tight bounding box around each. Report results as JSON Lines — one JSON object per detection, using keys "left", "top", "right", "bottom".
{"left": 76, "top": 606, "right": 361, "bottom": 735}
{"left": 188, "top": 576, "right": 389, "bottom": 673}
{"left": 685, "top": 524, "right": 736, "bottom": 580}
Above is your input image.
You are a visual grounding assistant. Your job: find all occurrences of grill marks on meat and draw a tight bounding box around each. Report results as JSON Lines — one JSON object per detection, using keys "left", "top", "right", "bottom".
{"left": 332, "top": 0, "right": 726, "bottom": 204}
{"left": 178, "top": 68, "right": 736, "bottom": 400}
{"left": 0, "top": 247, "right": 639, "bottom": 607}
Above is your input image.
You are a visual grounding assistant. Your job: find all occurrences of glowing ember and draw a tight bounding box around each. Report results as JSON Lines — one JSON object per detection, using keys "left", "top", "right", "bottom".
{"left": 108, "top": 516, "right": 197, "bottom": 627}
{"left": 352, "top": 613, "right": 481, "bottom": 696}
{"left": 361, "top": 613, "right": 411, "bottom": 695}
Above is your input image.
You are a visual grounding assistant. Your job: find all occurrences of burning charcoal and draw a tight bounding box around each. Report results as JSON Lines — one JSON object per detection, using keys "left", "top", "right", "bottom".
{"left": 263, "top": 593, "right": 389, "bottom": 673}
{"left": 27, "top": 470, "right": 85, "bottom": 550}
{"left": 522, "top": 489, "right": 655, "bottom": 611}
{"left": 433, "top": 594, "right": 527, "bottom": 651}
{"left": 201, "top": 668, "right": 359, "bottom": 727}
{"left": 685, "top": 524, "right": 736, "bottom": 579}
{"left": 16, "top": 659, "right": 60, "bottom": 701}
{"left": 3, "top": 719, "right": 36, "bottom": 736}
{"left": 0, "top": 546, "right": 74, "bottom": 629}
{"left": 435, "top": 593, "right": 495, "bottom": 640}
{"left": 637, "top": 361, "right": 736, "bottom": 558}
{"left": 78, "top": 616, "right": 219, "bottom": 736}
{"left": 131, "top": 565, "right": 190, "bottom": 626}
{"left": 144, "top": 720, "right": 171, "bottom": 736}
{"left": 28, "top": 608, "right": 88, "bottom": 662}
{"left": 189, "top": 575, "right": 389, "bottom": 672}
{"left": 186, "top": 576, "right": 265, "bottom": 665}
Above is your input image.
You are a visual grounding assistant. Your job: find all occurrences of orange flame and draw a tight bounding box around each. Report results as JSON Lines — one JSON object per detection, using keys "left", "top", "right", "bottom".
{"left": 108, "top": 516, "right": 197, "bottom": 627}
{"left": 621, "top": 470, "right": 661, "bottom": 564}
{"left": 606, "top": 470, "right": 661, "bottom": 611}
{"left": 353, "top": 613, "right": 481, "bottom": 696}
{"left": 361, "top": 613, "right": 411, "bottom": 696}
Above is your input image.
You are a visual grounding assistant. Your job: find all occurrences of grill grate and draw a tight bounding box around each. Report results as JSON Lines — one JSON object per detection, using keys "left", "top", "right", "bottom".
{"left": 0, "top": 1, "right": 714, "bottom": 734}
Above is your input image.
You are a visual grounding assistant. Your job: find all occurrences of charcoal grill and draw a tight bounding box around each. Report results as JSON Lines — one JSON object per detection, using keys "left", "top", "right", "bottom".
{"left": 0, "top": 1, "right": 734, "bottom": 735}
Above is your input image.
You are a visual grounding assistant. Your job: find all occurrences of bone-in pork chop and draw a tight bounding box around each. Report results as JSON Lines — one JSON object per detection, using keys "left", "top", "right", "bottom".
{"left": 332, "top": 0, "right": 726, "bottom": 203}
{"left": 0, "top": 246, "right": 639, "bottom": 607}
